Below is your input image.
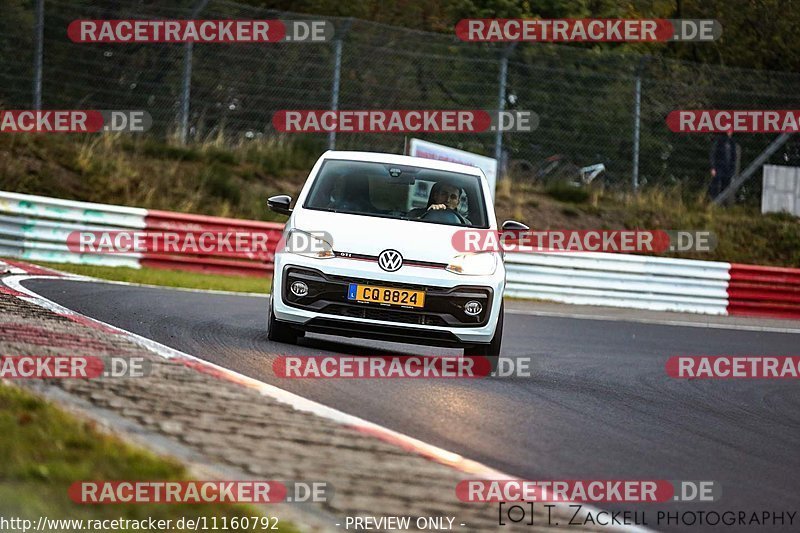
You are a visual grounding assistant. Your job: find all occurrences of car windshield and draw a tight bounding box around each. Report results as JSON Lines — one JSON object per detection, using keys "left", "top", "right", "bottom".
{"left": 303, "top": 159, "right": 489, "bottom": 228}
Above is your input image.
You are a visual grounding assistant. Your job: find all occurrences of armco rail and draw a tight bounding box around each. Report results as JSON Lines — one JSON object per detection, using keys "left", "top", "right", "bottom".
{"left": 505, "top": 252, "right": 800, "bottom": 319}
{"left": 0, "top": 191, "right": 282, "bottom": 277}
{"left": 504, "top": 252, "right": 732, "bottom": 315}
{"left": 727, "top": 264, "right": 800, "bottom": 319}
{"left": 1, "top": 190, "right": 798, "bottom": 318}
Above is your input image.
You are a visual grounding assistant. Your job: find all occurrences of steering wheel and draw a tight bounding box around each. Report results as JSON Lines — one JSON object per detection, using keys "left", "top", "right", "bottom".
{"left": 420, "top": 208, "right": 468, "bottom": 225}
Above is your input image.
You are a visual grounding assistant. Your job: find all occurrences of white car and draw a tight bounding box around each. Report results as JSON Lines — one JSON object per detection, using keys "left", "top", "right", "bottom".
{"left": 267, "top": 151, "right": 525, "bottom": 370}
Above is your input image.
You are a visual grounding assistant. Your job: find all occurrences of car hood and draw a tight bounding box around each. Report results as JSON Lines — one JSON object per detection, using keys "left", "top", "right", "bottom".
{"left": 292, "top": 209, "right": 471, "bottom": 264}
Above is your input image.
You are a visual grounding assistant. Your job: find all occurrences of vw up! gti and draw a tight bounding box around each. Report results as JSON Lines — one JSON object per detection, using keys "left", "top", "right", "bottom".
{"left": 266, "top": 151, "right": 527, "bottom": 371}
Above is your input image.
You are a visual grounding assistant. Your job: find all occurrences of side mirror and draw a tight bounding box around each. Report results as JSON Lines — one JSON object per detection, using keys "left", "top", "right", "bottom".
{"left": 501, "top": 220, "right": 529, "bottom": 231}
{"left": 268, "top": 195, "right": 293, "bottom": 216}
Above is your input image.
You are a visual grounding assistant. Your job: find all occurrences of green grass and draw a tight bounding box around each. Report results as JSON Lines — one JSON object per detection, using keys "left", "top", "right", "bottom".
{"left": 0, "top": 383, "right": 299, "bottom": 532}
{"left": 27, "top": 261, "right": 271, "bottom": 294}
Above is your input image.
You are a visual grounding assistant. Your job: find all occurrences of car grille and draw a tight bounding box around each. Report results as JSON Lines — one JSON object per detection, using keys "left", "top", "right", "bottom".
{"left": 282, "top": 266, "right": 490, "bottom": 327}
{"left": 322, "top": 304, "right": 448, "bottom": 326}
{"left": 326, "top": 273, "right": 440, "bottom": 292}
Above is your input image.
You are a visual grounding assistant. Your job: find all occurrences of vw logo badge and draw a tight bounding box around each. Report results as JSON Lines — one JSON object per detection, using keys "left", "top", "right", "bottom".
{"left": 378, "top": 249, "right": 403, "bottom": 272}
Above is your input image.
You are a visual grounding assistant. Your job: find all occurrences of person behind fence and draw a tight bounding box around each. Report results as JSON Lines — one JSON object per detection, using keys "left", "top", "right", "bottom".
{"left": 708, "top": 128, "right": 740, "bottom": 201}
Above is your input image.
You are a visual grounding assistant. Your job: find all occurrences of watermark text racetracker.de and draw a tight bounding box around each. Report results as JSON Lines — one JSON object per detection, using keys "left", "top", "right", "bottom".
{"left": 455, "top": 18, "right": 721, "bottom": 42}
{"left": 452, "top": 229, "right": 716, "bottom": 253}
{"left": 273, "top": 110, "right": 537, "bottom": 133}
{"left": 461, "top": 479, "right": 721, "bottom": 528}
{"left": 68, "top": 480, "right": 331, "bottom": 504}
{"left": 0, "top": 110, "right": 151, "bottom": 133}
{"left": 68, "top": 19, "right": 333, "bottom": 43}
{"left": 68, "top": 229, "right": 331, "bottom": 257}
{"left": 0, "top": 355, "right": 150, "bottom": 379}
{"left": 457, "top": 479, "right": 720, "bottom": 503}
{"left": 273, "top": 355, "right": 533, "bottom": 378}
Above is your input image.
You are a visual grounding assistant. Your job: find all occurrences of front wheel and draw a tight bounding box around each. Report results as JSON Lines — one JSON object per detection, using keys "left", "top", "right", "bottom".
{"left": 267, "top": 297, "right": 300, "bottom": 344}
{"left": 463, "top": 303, "right": 503, "bottom": 374}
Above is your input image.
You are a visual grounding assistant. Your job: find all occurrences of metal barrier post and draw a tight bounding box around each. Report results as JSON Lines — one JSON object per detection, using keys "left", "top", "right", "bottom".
{"left": 179, "top": 0, "right": 210, "bottom": 144}
{"left": 32, "top": 0, "right": 45, "bottom": 110}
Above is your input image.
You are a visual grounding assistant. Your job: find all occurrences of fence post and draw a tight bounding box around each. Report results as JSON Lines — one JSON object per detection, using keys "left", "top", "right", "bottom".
{"left": 328, "top": 19, "right": 351, "bottom": 151}
{"left": 32, "top": 0, "right": 45, "bottom": 110}
{"left": 631, "top": 58, "right": 646, "bottom": 192}
{"left": 179, "top": 0, "right": 210, "bottom": 144}
{"left": 179, "top": 42, "right": 194, "bottom": 144}
{"left": 494, "top": 43, "right": 516, "bottom": 178}
{"left": 328, "top": 38, "right": 343, "bottom": 150}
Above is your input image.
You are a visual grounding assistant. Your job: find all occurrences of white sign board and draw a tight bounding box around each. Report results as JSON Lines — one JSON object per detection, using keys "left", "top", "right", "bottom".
{"left": 408, "top": 139, "right": 497, "bottom": 200}
{"left": 762, "top": 165, "right": 800, "bottom": 216}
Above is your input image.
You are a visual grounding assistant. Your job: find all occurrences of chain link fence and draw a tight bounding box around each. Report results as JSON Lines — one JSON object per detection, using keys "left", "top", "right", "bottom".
{"left": 3, "top": 0, "right": 800, "bottom": 200}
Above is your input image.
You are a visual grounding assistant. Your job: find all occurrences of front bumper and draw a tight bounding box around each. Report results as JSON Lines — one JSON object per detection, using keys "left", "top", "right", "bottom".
{"left": 271, "top": 253, "right": 505, "bottom": 345}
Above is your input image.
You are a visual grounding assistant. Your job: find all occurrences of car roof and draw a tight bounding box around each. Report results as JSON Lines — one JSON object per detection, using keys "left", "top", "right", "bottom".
{"left": 320, "top": 150, "right": 486, "bottom": 179}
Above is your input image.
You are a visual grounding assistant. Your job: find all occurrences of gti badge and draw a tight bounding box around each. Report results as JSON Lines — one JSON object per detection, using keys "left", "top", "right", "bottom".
{"left": 378, "top": 249, "right": 403, "bottom": 272}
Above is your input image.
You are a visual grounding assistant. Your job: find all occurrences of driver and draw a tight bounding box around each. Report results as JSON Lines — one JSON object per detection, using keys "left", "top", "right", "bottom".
{"left": 425, "top": 181, "right": 461, "bottom": 212}
{"left": 408, "top": 182, "right": 469, "bottom": 222}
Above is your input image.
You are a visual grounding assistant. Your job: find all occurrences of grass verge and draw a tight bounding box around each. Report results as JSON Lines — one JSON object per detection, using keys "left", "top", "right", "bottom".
{"left": 496, "top": 180, "right": 800, "bottom": 267}
{"left": 0, "top": 383, "right": 298, "bottom": 531}
{"left": 25, "top": 261, "right": 271, "bottom": 294}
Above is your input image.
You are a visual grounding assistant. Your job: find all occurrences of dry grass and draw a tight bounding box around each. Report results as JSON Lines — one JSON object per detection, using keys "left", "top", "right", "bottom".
{"left": 1, "top": 134, "right": 798, "bottom": 266}
{"left": 493, "top": 179, "right": 800, "bottom": 266}
{"left": 0, "top": 133, "right": 320, "bottom": 221}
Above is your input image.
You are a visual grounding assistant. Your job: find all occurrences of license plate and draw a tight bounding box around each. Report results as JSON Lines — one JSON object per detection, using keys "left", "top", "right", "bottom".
{"left": 347, "top": 283, "right": 425, "bottom": 308}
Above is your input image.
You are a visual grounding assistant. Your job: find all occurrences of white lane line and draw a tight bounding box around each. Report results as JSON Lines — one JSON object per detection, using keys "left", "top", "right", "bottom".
{"left": 3, "top": 274, "right": 502, "bottom": 474}
{"left": 2, "top": 273, "right": 649, "bottom": 533}
{"left": 506, "top": 308, "right": 800, "bottom": 334}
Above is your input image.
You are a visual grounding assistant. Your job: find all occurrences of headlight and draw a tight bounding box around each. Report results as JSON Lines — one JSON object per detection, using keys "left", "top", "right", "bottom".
{"left": 446, "top": 252, "right": 498, "bottom": 276}
{"left": 284, "top": 229, "right": 334, "bottom": 259}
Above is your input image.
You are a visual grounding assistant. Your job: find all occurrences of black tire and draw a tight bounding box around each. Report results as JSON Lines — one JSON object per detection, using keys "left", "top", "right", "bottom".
{"left": 464, "top": 303, "right": 503, "bottom": 374}
{"left": 267, "top": 297, "right": 300, "bottom": 344}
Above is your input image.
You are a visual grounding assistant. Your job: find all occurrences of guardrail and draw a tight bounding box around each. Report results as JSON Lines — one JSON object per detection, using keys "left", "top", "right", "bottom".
{"left": 0, "top": 191, "right": 282, "bottom": 277}
{"left": 1, "top": 190, "right": 798, "bottom": 319}
{"left": 727, "top": 264, "right": 800, "bottom": 319}
{"left": 504, "top": 252, "right": 731, "bottom": 315}
{"left": 504, "top": 252, "right": 800, "bottom": 319}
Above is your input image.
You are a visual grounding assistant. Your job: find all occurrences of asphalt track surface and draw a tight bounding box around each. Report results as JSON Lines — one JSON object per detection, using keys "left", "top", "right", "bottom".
{"left": 25, "top": 278, "right": 800, "bottom": 531}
